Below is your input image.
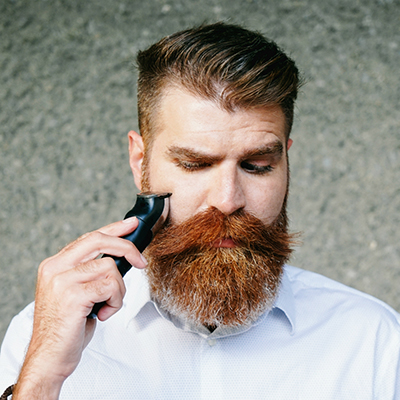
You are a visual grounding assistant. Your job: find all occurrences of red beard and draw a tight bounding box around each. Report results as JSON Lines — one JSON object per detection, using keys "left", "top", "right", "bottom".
{"left": 144, "top": 206, "right": 295, "bottom": 328}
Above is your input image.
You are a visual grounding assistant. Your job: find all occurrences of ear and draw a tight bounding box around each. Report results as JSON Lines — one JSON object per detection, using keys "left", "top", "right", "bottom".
{"left": 128, "top": 130, "right": 144, "bottom": 191}
{"left": 287, "top": 138, "right": 293, "bottom": 151}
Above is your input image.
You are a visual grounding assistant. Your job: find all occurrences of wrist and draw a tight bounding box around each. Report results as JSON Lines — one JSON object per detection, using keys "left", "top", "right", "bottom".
{"left": 12, "top": 373, "right": 64, "bottom": 400}
{"left": 0, "top": 385, "right": 14, "bottom": 400}
{"left": 13, "top": 351, "right": 66, "bottom": 400}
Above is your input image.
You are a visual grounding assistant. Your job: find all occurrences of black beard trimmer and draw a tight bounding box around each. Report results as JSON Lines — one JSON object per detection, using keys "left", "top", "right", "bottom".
{"left": 88, "top": 192, "right": 171, "bottom": 318}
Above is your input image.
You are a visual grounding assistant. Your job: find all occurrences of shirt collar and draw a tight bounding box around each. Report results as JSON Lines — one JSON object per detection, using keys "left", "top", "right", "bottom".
{"left": 272, "top": 266, "right": 296, "bottom": 335}
{"left": 123, "top": 265, "right": 296, "bottom": 335}
{"left": 123, "top": 267, "right": 152, "bottom": 327}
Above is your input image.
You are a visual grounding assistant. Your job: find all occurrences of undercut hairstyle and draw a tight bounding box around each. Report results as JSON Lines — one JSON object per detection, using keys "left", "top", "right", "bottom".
{"left": 137, "top": 22, "right": 301, "bottom": 149}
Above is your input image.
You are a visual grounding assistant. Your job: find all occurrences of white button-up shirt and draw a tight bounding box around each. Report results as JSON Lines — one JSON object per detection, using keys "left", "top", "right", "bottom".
{"left": 1, "top": 265, "right": 400, "bottom": 399}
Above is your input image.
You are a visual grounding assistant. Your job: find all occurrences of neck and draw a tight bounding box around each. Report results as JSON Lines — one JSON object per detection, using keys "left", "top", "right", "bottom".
{"left": 205, "top": 324, "right": 218, "bottom": 333}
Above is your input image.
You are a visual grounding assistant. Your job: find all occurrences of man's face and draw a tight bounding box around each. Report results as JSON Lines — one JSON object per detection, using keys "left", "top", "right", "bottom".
{"left": 129, "top": 87, "right": 294, "bottom": 327}
{"left": 129, "top": 87, "right": 291, "bottom": 228}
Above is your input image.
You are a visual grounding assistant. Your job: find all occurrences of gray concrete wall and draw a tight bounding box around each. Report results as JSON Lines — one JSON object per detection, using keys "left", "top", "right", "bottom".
{"left": 1, "top": 0, "right": 399, "bottom": 342}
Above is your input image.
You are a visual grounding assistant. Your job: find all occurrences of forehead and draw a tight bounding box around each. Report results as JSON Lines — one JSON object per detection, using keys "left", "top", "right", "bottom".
{"left": 151, "top": 87, "right": 287, "bottom": 155}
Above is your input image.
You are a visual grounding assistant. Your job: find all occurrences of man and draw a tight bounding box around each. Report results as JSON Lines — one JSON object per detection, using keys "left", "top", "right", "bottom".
{"left": 0, "top": 23, "right": 399, "bottom": 399}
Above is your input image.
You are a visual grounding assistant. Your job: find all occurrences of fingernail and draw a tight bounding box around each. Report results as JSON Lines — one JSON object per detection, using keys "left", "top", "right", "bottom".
{"left": 123, "top": 216, "right": 137, "bottom": 224}
{"left": 140, "top": 254, "right": 148, "bottom": 266}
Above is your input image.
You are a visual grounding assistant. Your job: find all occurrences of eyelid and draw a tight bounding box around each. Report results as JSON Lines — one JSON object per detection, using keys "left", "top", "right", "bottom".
{"left": 175, "top": 159, "right": 211, "bottom": 171}
{"left": 240, "top": 161, "right": 273, "bottom": 174}
{"left": 243, "top": 151, "right": 282, "bottom": 166}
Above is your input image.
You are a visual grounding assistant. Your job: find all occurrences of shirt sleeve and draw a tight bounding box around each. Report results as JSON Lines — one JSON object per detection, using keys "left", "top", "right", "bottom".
{"left": 373, "top": 308, "right": 400, "bottom": 398}
{"left": 0, "top": 303, "right": 35, "bottom": 392}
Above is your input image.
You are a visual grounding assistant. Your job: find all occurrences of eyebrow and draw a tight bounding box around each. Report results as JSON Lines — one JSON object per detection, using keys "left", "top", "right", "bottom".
{"left": 240, "top": 141, "right": 284, "bottom": 160}
{"left": 167, "top": 141, "right": 284, "bottom": 164}
{"left": 167, "top": 146, "right": 223, "bottom": 163}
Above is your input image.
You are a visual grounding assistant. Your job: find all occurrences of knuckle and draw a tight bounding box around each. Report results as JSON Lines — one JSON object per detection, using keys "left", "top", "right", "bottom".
{"left": 51, "top": 273, "right": 67, "bottom": 293}
{"left": 37, "top": 258, "right": 55, "bottom": 280}
{"left": 86, "top": 230, "right": 104, "bottom": 242}
{"left": 121, "top": 282, "right": 127, "bottom": 297}
{"left": 101, "top": 256, "right": 116, "bottom": 269}
{"left": 60, "top": 231, "right": 103, "bottom": 254}
{"left": 107, "top": 277, "right": 120, "bottom": 293}
{"left": 76, "top": 259, "right": 98, "bottom": 274}
{"left": 85, "top": 280, "right": 105, "bottom": 297}
{"left": 60, "top": 284, "right": 78, "bottom": 304}
{"left": 59, "top": 236, "right": 84, "bottom": 254}
{"left": 75, "top": 257, "right": 119, "bottom": 280}
{"left": 85, "top": 277, "right": 119, "bottom": 298}
{"left": 115, "top": 296, "right": 123, "bottom": 309}
{"left": 87, "top": 231, "right": 108, "bottom": 254}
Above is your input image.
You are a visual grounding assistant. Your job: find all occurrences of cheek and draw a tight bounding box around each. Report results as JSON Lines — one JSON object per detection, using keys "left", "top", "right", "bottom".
{"left": 147, "top": 166, "right": 205, "bottom": 225}
{"left": 249, "top": 175, "right": 288, "bottom": 224}
{"left": 168, "top": 180, "right": 206, "bottom": 225}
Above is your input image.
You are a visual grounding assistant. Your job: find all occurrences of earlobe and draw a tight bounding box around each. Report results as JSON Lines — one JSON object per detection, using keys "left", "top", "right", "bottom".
{"left": 128, "top": 130, "right": 144, "bottom": 191}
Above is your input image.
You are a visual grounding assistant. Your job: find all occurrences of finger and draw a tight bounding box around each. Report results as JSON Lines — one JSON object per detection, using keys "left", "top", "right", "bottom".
{"left": 53, "top": 220, "right": 146, "bottom": 269}
{"left": 73, "top": 257, "right": 124, "bottom": 282}
{"left": 74, "top": 233, "right": 147, "bottom": 268}
{"left": 97, "top": 216, "right": 139, "bottom": 236}
{"left": 52, "top": 258, "right": 126, "bottom": 301}
{"left": 50, "top": 264, "right": 126, "bottom": 319}
{"left": 95, "top": 304, "right": 120, "bottom": 321}
{"left": 59, "top": 217, "right": 139, "bottom": 258}
{"left": 83, "top": 277, "right": 126, "bottom": 321}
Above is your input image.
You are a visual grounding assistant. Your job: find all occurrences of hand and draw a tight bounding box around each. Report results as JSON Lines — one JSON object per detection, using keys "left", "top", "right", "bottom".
{"left": 13, "top": 217, "right": 147, "bottom": 399}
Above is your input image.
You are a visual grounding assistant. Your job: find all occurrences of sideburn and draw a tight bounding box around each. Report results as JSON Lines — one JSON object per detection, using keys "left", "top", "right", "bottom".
{"left": 140, "top": 142, "right": 151, "bottom": 192}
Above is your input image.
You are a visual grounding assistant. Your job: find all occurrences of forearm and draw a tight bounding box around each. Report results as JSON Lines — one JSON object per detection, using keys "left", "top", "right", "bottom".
{"left": 11, "top": 344, "right": 67, "bottom": 400}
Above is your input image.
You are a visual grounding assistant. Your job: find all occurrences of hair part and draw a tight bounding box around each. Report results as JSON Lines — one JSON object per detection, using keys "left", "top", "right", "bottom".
{"left": 137, "top": 22, "right": 301, "bottom": 150}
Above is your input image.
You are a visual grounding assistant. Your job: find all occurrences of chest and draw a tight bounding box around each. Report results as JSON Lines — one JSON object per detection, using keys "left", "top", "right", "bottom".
{"left": 60, "top": 316, "right": 381, "bottom": 400}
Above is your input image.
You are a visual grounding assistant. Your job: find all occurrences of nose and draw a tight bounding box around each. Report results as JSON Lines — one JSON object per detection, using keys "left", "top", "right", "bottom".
{"left": 206, "top": 163, "right": 246, "bottom": 215}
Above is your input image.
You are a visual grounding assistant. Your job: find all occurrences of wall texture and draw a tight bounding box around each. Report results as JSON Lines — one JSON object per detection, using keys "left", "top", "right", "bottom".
{"left": 1, "top": 0, "right": 399, "bottom": 341}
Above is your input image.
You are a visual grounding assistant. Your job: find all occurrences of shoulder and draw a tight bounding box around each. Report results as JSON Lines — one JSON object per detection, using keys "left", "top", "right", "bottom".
{"left": 284, "top": 265, "right": 400, "bottom": 331}
{"left": 1, "top": 302, "right": 35, "bottom": 352}
{"left": 1, "top": 302, "right": 35, "bottom": 346}
{"left": 0, "top": 302, "right": 35, "bottom": 389}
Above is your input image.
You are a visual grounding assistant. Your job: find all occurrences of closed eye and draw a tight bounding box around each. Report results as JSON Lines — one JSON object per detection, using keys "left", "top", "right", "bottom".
{"left": 176, "top": 160, "right": 211, "bottom": 171}
{"left": 168, "top": 146, "right": 219, "bottom": 172}
{"left": 240, "top": 161, "right": 273, "bottom": 174}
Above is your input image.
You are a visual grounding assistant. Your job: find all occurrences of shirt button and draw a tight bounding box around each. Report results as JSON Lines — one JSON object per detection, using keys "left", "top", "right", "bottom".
{"left": 207, "top": 339, "right": 217, "bottom": 347}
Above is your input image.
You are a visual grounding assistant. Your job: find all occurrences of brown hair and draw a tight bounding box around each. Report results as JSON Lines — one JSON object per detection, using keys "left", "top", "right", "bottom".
{"left": 137, "top": 22, "right": 301, "bottom": 149}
